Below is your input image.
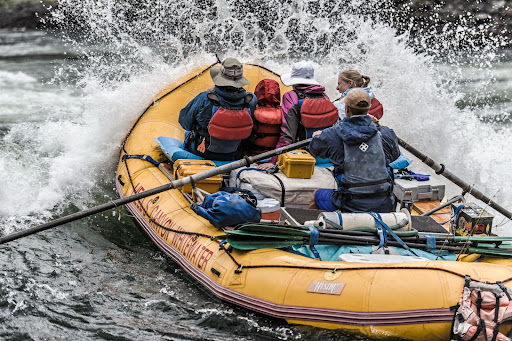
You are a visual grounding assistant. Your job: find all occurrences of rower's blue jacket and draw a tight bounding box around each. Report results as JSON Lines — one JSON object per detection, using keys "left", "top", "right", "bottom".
{"left": 309, "top": 115, "right": 400, "bottom": 212}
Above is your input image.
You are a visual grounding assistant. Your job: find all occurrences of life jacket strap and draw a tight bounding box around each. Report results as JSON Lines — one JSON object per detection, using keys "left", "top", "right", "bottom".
{"left": 449, "top": 303, "right": 461, "bottom": 341}
{"left": 339, "top": 178, "right": 390, "bottom": 189}
{"left": 251, "top": 132, "right": 281, "bottom": 138}
{"left": 497, "top": 281, "right": 512, "bottom": 300}
{"left": 340, "top": 190, "right": 391, "bottom": 200}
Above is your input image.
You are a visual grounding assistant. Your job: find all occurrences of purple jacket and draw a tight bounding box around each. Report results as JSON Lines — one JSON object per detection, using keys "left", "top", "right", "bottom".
{"left": 270, "top": 84, "right": 328, "bottom": 164}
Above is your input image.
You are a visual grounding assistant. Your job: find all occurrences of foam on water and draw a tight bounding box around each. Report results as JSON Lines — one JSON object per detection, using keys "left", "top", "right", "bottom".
{"left": 0, "top": 70, "right": 37, "bottom": 84}
{"left": 1, "top": 0, "right": 512, "bottom": 233}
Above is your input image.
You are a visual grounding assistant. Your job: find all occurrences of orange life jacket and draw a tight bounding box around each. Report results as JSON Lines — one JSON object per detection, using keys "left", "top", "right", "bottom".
{"left": 245, "top": 79, "right": 282, "bottom": 155}
{"left": 207, "top": 106, "right": 253, "bottom": 154}
{"left": 246, "top": 106, "right": 282, "bottom": 153}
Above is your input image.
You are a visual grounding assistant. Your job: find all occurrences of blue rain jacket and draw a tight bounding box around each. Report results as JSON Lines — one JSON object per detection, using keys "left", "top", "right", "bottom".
{"left": 179, "top": 88, "right": 257, "bottom": 161}
{"left": 309, "top": 115, "right": 400, "bottom": 212}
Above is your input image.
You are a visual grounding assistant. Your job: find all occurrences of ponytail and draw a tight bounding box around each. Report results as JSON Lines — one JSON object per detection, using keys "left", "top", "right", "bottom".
{"left": 339, "top": 70, "right": 371, "bottom": 88}
{"left": 361, "top": 75, "right": 371, "bottom": 87}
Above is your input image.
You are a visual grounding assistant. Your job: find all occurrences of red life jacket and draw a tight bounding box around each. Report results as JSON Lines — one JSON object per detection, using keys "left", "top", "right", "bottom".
{"left": 208, "top": 107, "right": 253, "bottom": 140}
{"left": 246, "top": 79, "right": 282, "bottom": 154}
{"left": 299, "top": 96, "right": 338, "bottom": 137}
{"left": 201, "top": 92, "right": 254, "bottom": 154}
{"left": 369, "top": 98, "right": 383, "bottom": 120}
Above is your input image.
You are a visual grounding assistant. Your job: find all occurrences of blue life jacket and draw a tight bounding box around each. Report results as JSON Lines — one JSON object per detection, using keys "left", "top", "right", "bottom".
{"left": 335, "top": 131, "right": 392, "bottom": 202}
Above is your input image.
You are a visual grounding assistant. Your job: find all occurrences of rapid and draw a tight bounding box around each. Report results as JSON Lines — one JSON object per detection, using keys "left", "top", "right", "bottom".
{"left": 0, "top": 0, "right": 511, "bottom": 339}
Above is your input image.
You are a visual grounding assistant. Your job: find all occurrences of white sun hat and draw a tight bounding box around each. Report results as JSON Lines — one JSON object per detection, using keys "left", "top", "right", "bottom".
{"left": 280, "top": 61, "right": 319, "bottom": 86}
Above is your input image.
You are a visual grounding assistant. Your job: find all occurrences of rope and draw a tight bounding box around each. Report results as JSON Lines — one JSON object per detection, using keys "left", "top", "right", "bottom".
{"left": 122, "top": 156, "right": 215, "bottom": 240}
{"left": 436, "top": 195, "right": 467, "bottom": 260}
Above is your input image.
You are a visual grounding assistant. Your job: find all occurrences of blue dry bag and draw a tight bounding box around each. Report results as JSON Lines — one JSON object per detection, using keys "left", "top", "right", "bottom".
{"left": 191, "top": 191, "right": 261, "bottom": 228}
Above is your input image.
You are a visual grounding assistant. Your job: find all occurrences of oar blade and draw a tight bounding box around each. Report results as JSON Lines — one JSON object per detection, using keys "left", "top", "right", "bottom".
{"left": 235, "top": 223, "right": 311, "bottom": 237}
{"left": 226, "top": 229, "right": 305, "bottom": 240}
{"left": 226, "top": 236, "right": 303, "bottom": 250}
{"left": 467, "top": 247, "right": 512, "bottom": 257}
{"left": 455, "top": 236, "right": 512, "bottom": 243}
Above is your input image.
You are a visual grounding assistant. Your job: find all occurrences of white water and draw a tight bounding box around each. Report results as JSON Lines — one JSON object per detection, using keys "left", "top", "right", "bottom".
{"left": 1, "top": 0, "right": 512, "bottom": 234}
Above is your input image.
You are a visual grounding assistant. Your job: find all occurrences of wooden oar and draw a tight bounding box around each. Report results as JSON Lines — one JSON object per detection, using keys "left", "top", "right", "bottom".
{"left": 0, "top": 139, "right": 312, "bottom": 245}
{"left": 398, "top": 137, "right": 512, "bottom": 220}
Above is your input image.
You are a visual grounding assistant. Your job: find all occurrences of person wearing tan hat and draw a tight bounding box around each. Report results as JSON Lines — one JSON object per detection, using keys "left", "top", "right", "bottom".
{"left": 308, "top": 88, "right": 400, "bottom": 213}
{"left": 333, "top": 70, "right": 384, "bottom": 122}
{"left": 179, "top": 57, "right": 257, "bottom": 161}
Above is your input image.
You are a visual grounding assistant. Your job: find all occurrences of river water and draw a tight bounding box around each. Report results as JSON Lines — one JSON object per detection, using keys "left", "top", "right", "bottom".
{"left": 1, "top": 0, "right": 512, "bottom": 340}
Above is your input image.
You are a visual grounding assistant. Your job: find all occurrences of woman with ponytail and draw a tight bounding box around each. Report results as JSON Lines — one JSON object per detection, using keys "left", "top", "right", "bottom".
{"left": 333, "top": 70, "right": 383, "bottom": 122}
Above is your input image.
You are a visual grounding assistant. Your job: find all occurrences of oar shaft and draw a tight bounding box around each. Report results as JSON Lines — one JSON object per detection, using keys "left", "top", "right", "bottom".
{"left": 0, "top": 182, "right": 173, "bottom": 244}
{"left": 398, "top": 137, "right": 512, "bottom": 220}
{"left": 1, "top": 139, "right": 312, "bottom": 245}
{"left": 420, "top": 195, "right": 464, "bottom": 217}
{"left": 315, "top": 237, "right": 464, "bottom": 252}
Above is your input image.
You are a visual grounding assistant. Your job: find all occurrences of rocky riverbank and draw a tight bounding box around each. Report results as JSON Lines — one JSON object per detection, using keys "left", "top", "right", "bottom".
{"left": 0, "top": 0, "right": 56, "bottom": 29}
{"left": 396, "top": 0, "right": 512, "bottom": 48}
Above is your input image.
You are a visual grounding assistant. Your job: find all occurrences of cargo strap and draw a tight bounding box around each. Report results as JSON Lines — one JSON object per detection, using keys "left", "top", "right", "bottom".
{"left": 175, "top": 161, "right": 216, "bottom": 176}
{"left": 236, "top": 167, "right": 286, "bottom": 206}
{"left": 307, "top": 226, "right": 321, "bottom": 260}
{"left": 395, "top": 169, "right": 430, "bottom": 181}
{"left": 122, "top": 154, "right": 160, "bottom": 166}
{"left": 236, "top": 167, "right": 267, "bottom": 179}
{"left": 369, "top": 212, "right": 418, "bottom": 256}
{"left": 271, "top": 173, "right": 286, "bottom": 206}
{"left": 425, "top": 235, "right": 436, "bottom": 250}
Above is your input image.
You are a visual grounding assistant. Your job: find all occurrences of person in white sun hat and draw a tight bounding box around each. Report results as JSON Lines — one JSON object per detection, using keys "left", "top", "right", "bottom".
{"left": 257, "top": 61, "right": 336, "bottom": 169}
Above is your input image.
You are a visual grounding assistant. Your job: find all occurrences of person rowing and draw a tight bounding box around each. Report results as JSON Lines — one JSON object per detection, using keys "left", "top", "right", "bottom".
{"left": 309, "top": 88, "right": 399, "bottom": 213}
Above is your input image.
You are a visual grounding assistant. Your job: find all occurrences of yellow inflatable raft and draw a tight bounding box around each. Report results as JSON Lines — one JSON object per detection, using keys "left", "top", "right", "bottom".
{"left": 115, "top": 62, "right": 512, "bottom": 340}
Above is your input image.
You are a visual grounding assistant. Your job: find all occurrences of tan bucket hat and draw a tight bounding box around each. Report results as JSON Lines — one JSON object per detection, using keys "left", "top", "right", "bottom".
{"left": 210, "top": 57, "right": 250, "bottom": 88}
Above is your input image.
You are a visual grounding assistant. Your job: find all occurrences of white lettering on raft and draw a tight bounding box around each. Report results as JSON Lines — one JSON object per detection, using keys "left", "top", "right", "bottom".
{"left": 307, "top": 281, "right": 345, "bottom": 295}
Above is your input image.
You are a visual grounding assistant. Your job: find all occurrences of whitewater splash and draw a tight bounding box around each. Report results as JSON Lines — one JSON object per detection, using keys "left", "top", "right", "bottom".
{"left": 1, "top": 0, "right": 511, "bottom": 232}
